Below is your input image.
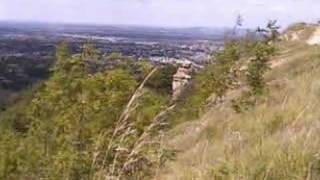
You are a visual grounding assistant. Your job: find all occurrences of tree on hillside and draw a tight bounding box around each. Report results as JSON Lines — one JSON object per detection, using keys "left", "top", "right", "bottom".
{"left": 210, "top": 41, "right": 241, "bottom": 99}
{"left": 232, "top": 20, "right": 280, "bottom": 112}
{"left": 0, "top": 42, "right": 173, "bottom": 179}
{"left": 247, "top": 20, "right": 279, "bottom": 95}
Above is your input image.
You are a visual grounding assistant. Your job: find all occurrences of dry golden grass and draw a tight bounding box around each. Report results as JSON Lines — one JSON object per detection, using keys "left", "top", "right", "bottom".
{"left": 159, "top": 39, "right": 320, "bottom": 179}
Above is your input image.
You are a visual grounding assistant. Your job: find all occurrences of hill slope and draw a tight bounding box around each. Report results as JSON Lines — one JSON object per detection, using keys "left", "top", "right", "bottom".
{"left": 159, "top": 26, "right": 320, "bottom": 179}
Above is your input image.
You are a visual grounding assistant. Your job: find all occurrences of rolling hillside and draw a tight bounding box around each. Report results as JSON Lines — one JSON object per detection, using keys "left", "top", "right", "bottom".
{"left": 159, "top": 24, "right": 320, "bottom": 179}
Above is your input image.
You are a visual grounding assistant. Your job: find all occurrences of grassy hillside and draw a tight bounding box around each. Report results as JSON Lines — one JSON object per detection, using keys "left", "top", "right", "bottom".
{"left": 159, "top": 27, "right": 320, "bottom": 179}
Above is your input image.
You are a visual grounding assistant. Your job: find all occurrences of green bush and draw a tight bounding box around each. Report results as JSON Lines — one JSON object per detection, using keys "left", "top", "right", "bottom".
{"left": 0, "top": 43, "right": 172, "bottom": 179}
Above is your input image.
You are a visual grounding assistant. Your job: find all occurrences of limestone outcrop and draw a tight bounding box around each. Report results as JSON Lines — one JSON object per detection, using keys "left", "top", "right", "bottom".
{"left": 307, "top": 27, "right": 320, "bottom": 45}
{"left": 172, "top": 62, "right": 193, "bottom": 100}
{"left": 282, "top": 30, "right": 303, "bottom": 42}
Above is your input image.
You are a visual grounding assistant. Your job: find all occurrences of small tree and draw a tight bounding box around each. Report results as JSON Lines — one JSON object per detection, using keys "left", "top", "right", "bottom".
{"left": 189, "top": 16, "right": 243, "bottom": 107}
{"left": 232, "top": 20, "right": 279, "bottom": 112}
{"left": 211, "top": 42, "right": 241, "bottom": 99}
{"left": 247, "top": 20, "right": 279, "bottom": 95}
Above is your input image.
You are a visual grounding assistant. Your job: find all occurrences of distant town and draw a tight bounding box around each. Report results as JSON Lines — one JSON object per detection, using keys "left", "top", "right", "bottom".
{"left": 0, "top": 21, "right": 235, "bottom": 102}
{"left": 0, "top": 22, "right": 228, "bottom": 64}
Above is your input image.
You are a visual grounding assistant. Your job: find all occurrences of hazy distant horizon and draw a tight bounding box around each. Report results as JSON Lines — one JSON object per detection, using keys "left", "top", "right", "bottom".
{"left": 1, "top": 0, "right": 320, "bottom": 28}
{"left": 0, "top": 19, "right": 236, "bottom": 29}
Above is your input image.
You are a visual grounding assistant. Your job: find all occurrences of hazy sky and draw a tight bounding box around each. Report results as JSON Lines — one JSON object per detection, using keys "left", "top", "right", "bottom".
{"left": 0, "top": 0, "right": 319, "bottom": 28}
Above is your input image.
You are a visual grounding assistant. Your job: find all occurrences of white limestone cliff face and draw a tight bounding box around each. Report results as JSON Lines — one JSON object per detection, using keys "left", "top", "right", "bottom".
{"left": 281, "top": 30, "right": 303, "bottom": 42}
{"left": 307, "top": 27, "right": 320, "bottom": 45}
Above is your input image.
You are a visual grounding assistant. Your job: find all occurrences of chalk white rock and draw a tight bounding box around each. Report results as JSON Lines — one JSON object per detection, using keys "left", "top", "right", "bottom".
{"left": 307, "top": 27, "right": 320, "bottom": 45}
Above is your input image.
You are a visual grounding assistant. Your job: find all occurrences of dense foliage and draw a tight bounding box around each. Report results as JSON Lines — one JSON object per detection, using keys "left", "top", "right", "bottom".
{"left": 0, "top": 43, "right": 173, "bottom": 179}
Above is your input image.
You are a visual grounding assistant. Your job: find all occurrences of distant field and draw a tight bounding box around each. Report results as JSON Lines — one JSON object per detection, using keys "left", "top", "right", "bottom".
{"left": 0, "top": 21, "right": 231, "bottom": 41}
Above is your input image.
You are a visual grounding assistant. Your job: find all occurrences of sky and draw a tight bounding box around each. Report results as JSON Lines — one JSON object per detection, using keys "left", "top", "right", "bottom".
{"left": 0, "top": 0, "right": 319, "bottom": 28}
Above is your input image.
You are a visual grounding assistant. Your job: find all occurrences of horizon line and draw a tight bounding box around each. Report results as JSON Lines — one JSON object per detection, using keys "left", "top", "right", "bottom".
{"left": 0, "top": 19, "right": 247, "bottom": 30}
